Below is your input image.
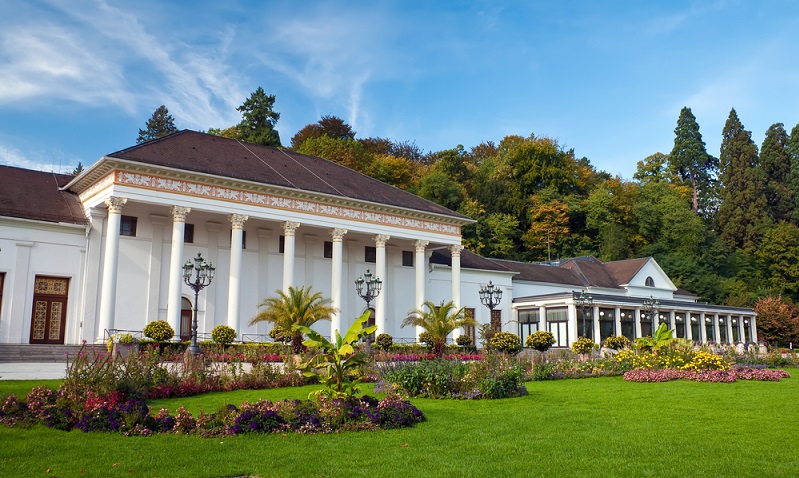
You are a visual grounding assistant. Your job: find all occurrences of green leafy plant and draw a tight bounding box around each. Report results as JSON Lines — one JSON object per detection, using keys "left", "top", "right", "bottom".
{"left": 375, "top": 333, "right": 393, "bottom": 350}
{"left": 571, "top": 336, "right": 597, "bottom": 354}
{"left": 456, "top": 334, "right": 473, "bottom": 347}
{"left": 489, "top": 332, "right": 522, "bottom": 355}
{"left": 402, "top": 300, "right": 477, "bottom": 357}
{"left": 143, "top": 320, "right": 174, "bottom": 341}
{"left": 603, "top": 335, "right": 631, "bottom": 350}
{"left": 250, "top": 286, "right": 337, "bottom": 354}
{"left": 295, "top": 310, "right": 377, "bottom": 399}
{"left": 418, "top": 331, "right": 433, "bottom": 348}
{"left": 268, "top": 326, "right": 292, "bottom": 344}
{"left": 211, "top": 325, "right": 237, "bottom": 345}
{"left": 526, "top": 331, "right": 556, "bottom": 352}
{"left": 635, "top": 323, "right": 675, "bottom": 353}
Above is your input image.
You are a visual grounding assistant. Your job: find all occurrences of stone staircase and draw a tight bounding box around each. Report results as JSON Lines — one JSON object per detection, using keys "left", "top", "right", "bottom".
{"left": 0, "top": 344, "right": 106, "bottom": 363}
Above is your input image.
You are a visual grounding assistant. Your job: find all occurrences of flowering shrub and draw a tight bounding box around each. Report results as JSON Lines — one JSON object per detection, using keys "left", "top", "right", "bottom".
{"left": 143, "top": 320, "right": 174, "bottom": 341}
{"left": 375, "top": 333, "right": 393, "bottom": 351}
{"left": 418, "top": 331, "right": 433, "bottom": 347}
{"left": 456, "top": 334, "right": 473, "bottom": 347}
{"left": 603, "top": 335, "right": 631, "bottom": 350}
{"left": 624, "top": 367, "right": 790, "bottom": 383}
{"left": 526, "top": 331, "right": 556, "bottom": 352}
{"left": 211, "top": 325, "right": 237, "bottom": 345}
{"left": 489, "top": 332, "right": 522, "bottom": 355}
{"left": 0, "top": 391, "right": 424, "bottom": 436}
{"left": 571, "top": 337, "right": 597, "bottom": 354}
{"left": 682, "top": 350, "right": 729, "bottom": 371}
{"left": 376, "top": 354, "right": 527, "bottom": 399}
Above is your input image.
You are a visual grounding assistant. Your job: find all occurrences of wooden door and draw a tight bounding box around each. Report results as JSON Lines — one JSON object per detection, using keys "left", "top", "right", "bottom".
{"left": 180, "top": 298, "right": 193, "bottom": 341}
{"left": 30, "top": 276, "right": 69, "bottom": 344}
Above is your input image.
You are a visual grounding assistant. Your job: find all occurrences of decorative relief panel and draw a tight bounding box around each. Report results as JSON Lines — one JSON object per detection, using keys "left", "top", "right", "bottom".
{"left": 32, "top": 301, "right": 47, "bottom": 340}
{"left": 34, "top": 277, "right": 69, "bottom": 296}
{"left": 114, "top": 170, "right": 461, "bottom": 236}
{"left": 49, "top": 302, "right": 63, "bottom": 340}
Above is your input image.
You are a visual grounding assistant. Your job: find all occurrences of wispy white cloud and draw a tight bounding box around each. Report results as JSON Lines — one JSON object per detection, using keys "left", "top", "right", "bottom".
{"left": 0, "top": 142, "right": 77, "bottom": 174}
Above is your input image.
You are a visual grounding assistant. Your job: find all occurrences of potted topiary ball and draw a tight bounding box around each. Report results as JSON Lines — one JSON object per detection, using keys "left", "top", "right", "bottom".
{"left": 571, "top": 336, "right": 597, "bottom": 360}
{"left": 212, "top": 325, "right": 237, "bottom": 346}
{"left": 489, "top": 331, "right": 522, "bottom": 355}
{"left": 525, "top": 331, "right": 556, "bottom": 352}
{"left": 143, "top": 320, "right": 175, "bottom": 342}
{"left": 375, "top": 333, "right": 393, "bottom": 351}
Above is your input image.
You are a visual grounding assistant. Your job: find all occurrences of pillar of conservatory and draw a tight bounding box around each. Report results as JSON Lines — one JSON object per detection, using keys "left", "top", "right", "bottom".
{"left": 592, "top": 305, "right": 601, "bottom": 344}
{"left": 567, "top": 304, "right": 578, "bottom": 346}
{"left": 330, "top": 228, "right": 347, "bottom": 338}
{"left": 699, "top": 313, "right": 708, "bottom": 344}
{"left": 669, "top": 311, "right": 676, "bottom": 333}
{"left": 713, "top": 314, "right": 721, "bottom": 344}
{"left": 97, "top": 196, "right": 126, "bottom": 342}
{"left": 614, "top": 306, "right": 622, "bottom": 340}
{"left": 374, "top": 235, "right": 390, "bottom": 335}
{"left": 750, "top": 317, "right": 758, "bottom": 342}
{"left": 634, "top": 308, "right": 642, "bottom": 338}
{"left": 414, "top": 240, "right": 429, "bottom": 340}
{"left": 282, "top": 221, "right": 300, "bottom": 292}
{"left": 686, "top": 313, "right": 694, "bottom": 341}
{"left": 227, "top": 214, "right": 248, "bottom": 337}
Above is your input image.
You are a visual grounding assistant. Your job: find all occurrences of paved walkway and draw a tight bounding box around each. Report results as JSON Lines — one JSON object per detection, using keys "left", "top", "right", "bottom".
{"left": 0, "top": 362, "right": 68, "bottom": 380}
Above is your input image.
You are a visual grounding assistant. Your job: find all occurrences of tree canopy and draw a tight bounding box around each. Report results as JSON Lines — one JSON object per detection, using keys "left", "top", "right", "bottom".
{"left": 137, "top": 105, "right": 177, "bottom": 144}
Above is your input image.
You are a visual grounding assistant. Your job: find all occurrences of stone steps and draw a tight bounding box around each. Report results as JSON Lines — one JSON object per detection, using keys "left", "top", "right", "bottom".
{"left": 0, "top": 344, "right": 105, "bottom": 363}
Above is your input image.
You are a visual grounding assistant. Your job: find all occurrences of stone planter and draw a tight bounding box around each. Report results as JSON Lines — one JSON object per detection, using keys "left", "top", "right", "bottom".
{"left": 113, "top": 343, "right": 137, "bottom": 358}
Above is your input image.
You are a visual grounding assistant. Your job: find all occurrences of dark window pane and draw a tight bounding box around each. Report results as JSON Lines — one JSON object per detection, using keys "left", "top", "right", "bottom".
{"left": 184, "top": 223, "right": 194, "bottom": 244}
{"left": 402, "top": 250, "right": 414, "bottom": 267}
{"left": 365, "top": 246, "right": 376, "bottom": 263}
{"left": 120, "top": 216, "right": 137, "bottom": 237}
{"left": 324, "top": 241, "right": 333, "bottom": 259}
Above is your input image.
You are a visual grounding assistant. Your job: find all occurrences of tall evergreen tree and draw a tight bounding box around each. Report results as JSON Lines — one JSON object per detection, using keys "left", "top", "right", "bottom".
{"left": 137, "top": 105, "right": 177, "bottom": 144}
{"left": 760, "top": 123, "right": 792, "bottom": 222}
{"left": 716, "top": 108, "right": 769, "bottom": 251}
{"left": 669, "top": 107, "right": 717, "bottom": 217}
{"left": 788, "top": 124, "right": 799, "bottom": 225}
{"left": 236, "top": 87, "right": 281, "bottom": 147}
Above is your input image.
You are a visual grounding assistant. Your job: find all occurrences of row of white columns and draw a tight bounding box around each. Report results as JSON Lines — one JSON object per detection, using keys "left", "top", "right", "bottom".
{"left": 95, "top": 196, "right": 464, "bottom": 342}
{"left": 577, "top": 304, "right": 757, "bottom": 344}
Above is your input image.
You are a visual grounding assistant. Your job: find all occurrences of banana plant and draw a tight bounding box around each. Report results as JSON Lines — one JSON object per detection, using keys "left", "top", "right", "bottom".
{"left": 294, "top": 311, "right": 377, "bottom": 399}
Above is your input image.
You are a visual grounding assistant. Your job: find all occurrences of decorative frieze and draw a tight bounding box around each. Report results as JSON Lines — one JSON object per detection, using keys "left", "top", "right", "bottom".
{"left": 113, "top": 170, "right": 461, "bottom": 236}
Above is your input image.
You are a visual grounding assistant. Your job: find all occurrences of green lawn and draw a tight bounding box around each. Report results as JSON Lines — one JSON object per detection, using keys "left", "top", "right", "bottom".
{"left": 2, "top": 371, "right": 797, "bottom": 477}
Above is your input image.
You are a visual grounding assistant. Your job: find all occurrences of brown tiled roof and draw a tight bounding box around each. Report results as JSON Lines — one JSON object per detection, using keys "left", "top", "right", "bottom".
{"left": 604, "top": 257, "right": 650, "bottom": 285}
{"left": 0, "top": 166, "right": 87, "bottom": 225}
{"left": 489, "top": 258, "right": 586, "bottom": 285}
{"left": 430, "top": 248, "right": 515, "bottom": 272}
{"left": 104, "top": 130, "right": 470, "bottom": 221}
{"left": 560, "top": 256, "right": 621, "bottom": 289}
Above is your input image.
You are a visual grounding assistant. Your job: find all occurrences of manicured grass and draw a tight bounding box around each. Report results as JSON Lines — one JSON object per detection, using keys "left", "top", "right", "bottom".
{"left": 0, "top": 379, "right": 62, "bottom": 398}
{"left": 2, "top": 371, "right": 798, "bottom": 477}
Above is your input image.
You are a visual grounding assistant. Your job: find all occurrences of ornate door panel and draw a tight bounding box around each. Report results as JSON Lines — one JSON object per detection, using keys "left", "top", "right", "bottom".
{"left": 29, "top": 276, "right": 69, "bottom": 344}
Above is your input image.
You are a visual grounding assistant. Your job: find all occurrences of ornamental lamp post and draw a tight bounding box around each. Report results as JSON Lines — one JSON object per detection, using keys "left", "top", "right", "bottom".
{"left": 479, "top": 281, "right": 503, "bottom": 330}
{"left": 355, "top": 269, "right": 382, "bottom": 344}
{"left": 574, "top": 289, "right": 593, "bottom": 340}
{"left": 182, "top": 252, "right": 215, "bottom": 355}
{"left": 642, "top": 295, "right": 660, "bottom": 336}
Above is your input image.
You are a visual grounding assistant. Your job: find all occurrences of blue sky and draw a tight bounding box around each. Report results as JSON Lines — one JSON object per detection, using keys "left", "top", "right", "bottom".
{"left": 2, "top": 1, "right": 799, "bottom": 180}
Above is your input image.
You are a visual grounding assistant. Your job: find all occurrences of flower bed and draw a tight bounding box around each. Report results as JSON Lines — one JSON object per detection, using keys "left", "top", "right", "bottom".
{"left": 623, "top": 367, "right": 791, "bottom": 383}
{"left": 0, "top": 388, "right": 424, "bottom": 436}
{"left": 373, "top": 352, "right": 483, "bottom": 362}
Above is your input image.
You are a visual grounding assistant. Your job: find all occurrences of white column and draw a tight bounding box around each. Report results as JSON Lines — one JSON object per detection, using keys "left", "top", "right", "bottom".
{"left": 750, "top": 316, "right": 758, "bottom": 342}
{"left": 330, "top": 228, "right": 347, "bottom": 338}
{"left": 450, "top": 244, "right": 463, "bottom": 340}
{"left": 414, "top": 240, "right": 429, "bottom": 340}
{"left": 227, "top": 214, "right": 248, "bottom": 338}
{"left": 3, "top": 242, "right": 32, "bottom": 342}
{"left": 97, "top": 197, "right": 127, "bottom": 342}
{"left": 147, "top": 214, "right": 169, "bottom": 323}
{"left": 614, "top": 306, "right": 622, "bottom": 340}
{"left": 699, "top": 312, "right": 708, "bottom": 344}
{"left": 166, "top": 205, "right": 190, "bottom": 341}
{"left": 687, "top": 313, "right": 694, "bottom": 341}
{"left": 592, "top": 305, "right": 601, "bottom": 343}
{"left": 374, "top": 234, "right": 390, "bottom": 336}
{"left": 634, "top": 308, "right": 642, "bottom": 338}
{"left": 669, "top": 311, "right": 676, "bottom": 333}
{"left": 567, "top": 304, "right": 578, "bottom": 346}
{"left": 282, "top": 221, "right": 300, "bottom": 292}
{"left": 712, "top": 314, "right": 720, "bottom": 344}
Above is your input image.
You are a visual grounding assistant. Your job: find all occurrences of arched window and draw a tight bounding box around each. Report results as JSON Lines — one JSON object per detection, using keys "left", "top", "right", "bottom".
{"left": 645, "top": 276, "right": 655, "bottom": 287}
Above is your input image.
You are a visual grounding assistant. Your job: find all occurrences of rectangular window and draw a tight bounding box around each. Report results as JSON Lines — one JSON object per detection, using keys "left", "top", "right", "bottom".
{"left": 324, "top": 241, "right": 333, "bottom": 259}
{"left": 690, "top": 315, "right": 701, "bottom": 341}
{"left": 546, "top": 307, "right": 569, "bottom": 347}
{"left": 365, "top": 246, "right": 376, "bottom": 263}
{"left": 675, "top": 313, "right": 686, "bottom": 339}
{"left": 402, "top": 250, "right": 414, "bottom": 267}
{"left": 120, "top": 215, "right": 137, "bottom": 237}
{"left": 279, "top": 235, "right": 285, "bottom": 253}
{"left": 518, "top": 308, "right": 539, "bottom": 345}
{"left": 620, "top": 309, "right": 635, "bottom": 341}
{"left": 464, "top": 308, "right": 476, "bottom": 345}
{"left": 599, "top": 308, "right": 615, "bottom": 342}
{"left": 705, "top": 316, "right": 715, "bottom": 342}
{"left": 184, "top": 223, "right": 195, "bottom": 244}
{"left": 731, "top": 316, "right": 740, "bottom": 342}
{"left": 490, "top": 309, "right": 502, "bottom": 331}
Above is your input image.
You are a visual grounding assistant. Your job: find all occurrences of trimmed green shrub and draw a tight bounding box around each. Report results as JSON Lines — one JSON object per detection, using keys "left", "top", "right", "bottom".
{"left": 418, "top": 331, "right": 433, "bottom": 347}
{"left": 604, "top": 335, "right": 631, "bottom": 350}
{"left": 456, "top": 334, "right": 473, "bottom": 347}
{"left": 143, "top": 320, "right": 174, "bottom": 341}
{"left": 375, "top": 333, "right": 393, "bottom": 350}
{"left": 571, "top": 336, "right": 597, "bottom": 354}
{"left": 211, "top": 325, "right": 237, "bottom": 345}
{"left": 269, "top": 326, "right": 292, "bottom": 344}
{"left": 526, "top": 331, "right": 556, "bottom": 352}
{"left": 489, "top": 332, "right": 522, "bottom": 355}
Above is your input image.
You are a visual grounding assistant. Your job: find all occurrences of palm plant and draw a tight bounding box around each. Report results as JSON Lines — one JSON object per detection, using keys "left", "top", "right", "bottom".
{"left": 402, "top": 300, "right": 477, "bottom": 357}
{"left": 250, "top": 286, "right": 336, "bottom": 354}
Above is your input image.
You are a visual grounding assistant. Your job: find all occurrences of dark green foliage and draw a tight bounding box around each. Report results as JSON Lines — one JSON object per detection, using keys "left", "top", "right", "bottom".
{"left": 717, "top": 108, "right": 770, "bottom": 251}
{"left": 235, "top": 87, "right": 281, "bottom": 146}
{"left": 137, "top": 105, "right": 177, "bottom": 144}
{"left": 526, "top": 331, "right": 556, "bottom": 352}
{"left": 761, "top": 123, "right": 793, "bottom": 222}
{"left": 789, "top": 124, "right": 799, "bottom": 225}
{"left": 211, "top": 325, "right": 236, "bottom": 345}
{"left": 488, "top": 332, "right": 522, "bottom": 355}
{"left": 669, "top": 107, "right": 717, "bottom": 216}
{"left": 375, "top": 333, "right": 393, "bottom": 351}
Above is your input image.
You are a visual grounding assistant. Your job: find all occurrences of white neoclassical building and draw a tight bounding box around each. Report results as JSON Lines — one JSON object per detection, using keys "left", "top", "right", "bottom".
{"left": 0, "top": 130, "right": 757, "bottom": 347}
